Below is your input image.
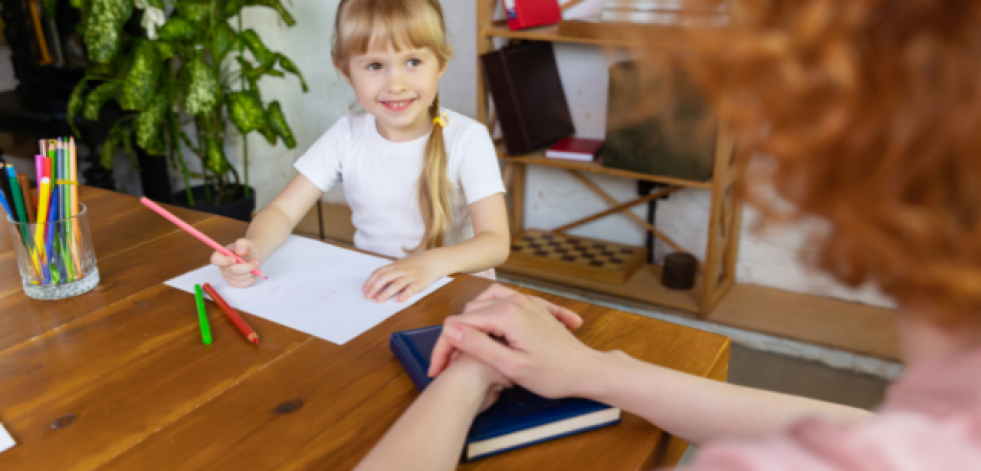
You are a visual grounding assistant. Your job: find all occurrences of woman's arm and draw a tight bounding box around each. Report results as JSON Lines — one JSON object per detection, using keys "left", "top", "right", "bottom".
{"left": 363, "top": 193, "right": 509, "bottom": 302}
{"left": 431, "top": 285, "right": 872, "bottom": 446}
{"left": 211, "top": 173, "right": 323, "bottom": 287}
{"left": 355, "top": 356, "right": 507, "bottom": 471}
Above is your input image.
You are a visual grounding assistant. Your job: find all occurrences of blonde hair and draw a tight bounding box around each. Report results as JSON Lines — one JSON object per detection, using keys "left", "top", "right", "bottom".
{"left": 332, "top": 0, "right": 455, "bottom": 252}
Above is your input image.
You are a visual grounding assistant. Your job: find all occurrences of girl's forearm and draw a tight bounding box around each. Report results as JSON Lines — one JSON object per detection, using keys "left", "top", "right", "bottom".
{"left": 430, "top": 231, "right": 509, "bottom": 276}
{"left": 244, "top": 205, "right": 297, "bottom": 264}
{"left": 355, "top": 363, "right": 489, "bottom": 471}
{"left": 578, "top": 350, "right": 872, "bottom": 445}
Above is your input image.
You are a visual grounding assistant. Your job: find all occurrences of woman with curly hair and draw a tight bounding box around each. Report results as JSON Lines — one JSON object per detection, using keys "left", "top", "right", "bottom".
{"left": 357, "top": 1, "right": 981, "bottom": 469}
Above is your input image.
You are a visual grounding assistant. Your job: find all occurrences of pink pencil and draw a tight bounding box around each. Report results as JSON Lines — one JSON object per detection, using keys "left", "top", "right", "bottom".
{"left": 140, "top": 197, "right": 268, "bottom": 280}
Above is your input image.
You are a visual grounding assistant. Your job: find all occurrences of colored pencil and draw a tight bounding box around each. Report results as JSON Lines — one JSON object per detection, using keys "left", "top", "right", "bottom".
{"left": 139, "top": 197, "right": 269, "bottom": 280}
{"left": 34, "top": 177, "right": 51, "bottom": 262}
{"left": 202, "top": 283, "right": 259, "bottom": 344}
{"left": 18, "top": 175, "right": 35, "bottom": 223}
{"left": 194, "top": 284, "right": 213, "bottom": 345}
{"left": 0, "top": 164, "right": 14, "bottom": 218}
{"left": 6, "top": 167, "right": 32, "bottom": 253}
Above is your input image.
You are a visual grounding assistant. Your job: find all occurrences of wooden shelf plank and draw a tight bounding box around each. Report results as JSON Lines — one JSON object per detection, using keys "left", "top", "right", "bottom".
{"left": 499, "top": 259, "right": 702, "bottom": 314}
{"left": 482, "top": 20, "right": 633, "bottom": 47}
{"left": 501, "top": 154, "right": 714, "bottom": 189}
{"left": 481, "top": 20, "right": 694, "bottom": 51}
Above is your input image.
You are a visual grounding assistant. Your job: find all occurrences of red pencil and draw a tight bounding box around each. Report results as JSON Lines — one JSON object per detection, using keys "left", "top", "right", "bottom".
{"left": 202, "top": 283, "right": 259, "bottom": 344}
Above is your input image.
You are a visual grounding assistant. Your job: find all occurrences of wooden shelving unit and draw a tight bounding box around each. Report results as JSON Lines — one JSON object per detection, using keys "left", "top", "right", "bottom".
{"left": 477, "top": 2, "right": 743, "bottom": 317}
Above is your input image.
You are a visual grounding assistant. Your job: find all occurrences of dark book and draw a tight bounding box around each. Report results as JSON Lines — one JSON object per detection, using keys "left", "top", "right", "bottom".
{"left": 480, "top": 41, "right": 575, "bottom": 156}
{"left": 546, "top": 136, "right": 604, "bottom": 161}
{"left": 390, "top": 324, "right": 621, "bottom": 462}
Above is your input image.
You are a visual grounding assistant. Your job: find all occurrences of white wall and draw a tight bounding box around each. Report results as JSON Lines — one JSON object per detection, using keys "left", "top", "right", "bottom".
{"left": 242, "top": 0, "right": 894, "bottom": 309}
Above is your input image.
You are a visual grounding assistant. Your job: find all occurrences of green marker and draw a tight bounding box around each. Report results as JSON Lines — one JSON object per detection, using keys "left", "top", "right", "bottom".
{"left": 194, "top": 284, "right": 212, "bottom": 345}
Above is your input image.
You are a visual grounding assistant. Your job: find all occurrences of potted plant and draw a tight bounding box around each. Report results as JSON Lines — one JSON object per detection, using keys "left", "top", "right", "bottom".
{"left": 65, "top": 0, "right": 307, "bottom": 221}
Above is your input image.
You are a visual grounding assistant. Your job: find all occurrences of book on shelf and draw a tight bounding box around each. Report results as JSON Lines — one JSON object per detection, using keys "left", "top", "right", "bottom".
{"left": 480, "top": 41, "right": 575, "bottom": 156}
{"left": 546, "top": 136, "right": 604, "bottom": 161}
{"left": 390, "top": 324, "right": 621, "bottom": 462}
{"left": 503, "top": 0, "right": 562, "bottom": 30}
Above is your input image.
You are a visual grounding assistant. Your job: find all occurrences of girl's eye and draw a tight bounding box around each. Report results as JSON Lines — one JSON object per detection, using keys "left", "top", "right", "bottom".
{"left": 407, "top": 59, "right": 422, "bottom": 67}
{"left": 367, "top": 63, "right": 382, "bottom": 71}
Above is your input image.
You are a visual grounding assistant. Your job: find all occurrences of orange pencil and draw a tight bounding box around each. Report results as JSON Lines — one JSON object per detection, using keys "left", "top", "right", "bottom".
{"left": 202, "top": 283, "right": 259, "bottom": 344}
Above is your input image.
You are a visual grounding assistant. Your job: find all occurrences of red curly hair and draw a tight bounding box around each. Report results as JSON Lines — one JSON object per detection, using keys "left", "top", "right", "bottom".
{"left": 661, "top": 0, "right": 981, "bottom": 323}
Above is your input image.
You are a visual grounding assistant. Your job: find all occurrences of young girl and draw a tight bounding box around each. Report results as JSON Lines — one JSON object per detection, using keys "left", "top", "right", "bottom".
{"left": 212, "top": 0, "right": 509, "bottom": 303}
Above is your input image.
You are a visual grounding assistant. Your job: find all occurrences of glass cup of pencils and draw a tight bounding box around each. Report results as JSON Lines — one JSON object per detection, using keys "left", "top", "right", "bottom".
{"left": 6, "top": 202, "right": 99, "bottom": 300}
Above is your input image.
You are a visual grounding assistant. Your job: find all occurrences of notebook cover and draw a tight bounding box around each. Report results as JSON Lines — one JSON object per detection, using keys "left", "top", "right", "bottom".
{"left": 505, "top": 0, "right": 563, "bottom": 30}
{"left": 480, "top": 42, "right": 575, "bottom": 156}
{"left": 546, "top": 136, "right": 605, "bottom": 160}
{"left": 390, "top": 325, "right": 620, "bottom": 461}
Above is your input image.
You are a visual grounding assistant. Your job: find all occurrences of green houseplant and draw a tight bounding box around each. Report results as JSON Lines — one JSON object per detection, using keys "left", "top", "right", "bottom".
{"left": 65, "top": 0, "right": 307, "bottom": 212}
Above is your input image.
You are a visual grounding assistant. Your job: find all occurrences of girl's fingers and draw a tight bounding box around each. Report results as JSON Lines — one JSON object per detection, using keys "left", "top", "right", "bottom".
{"left": 363, "top": 265, "right": 395, "bottom": 295}
{"left": 364, "top": 269, "right": 400, "bottom": 299}
{"left": 396, "top": 282, "right": 422, "bottom": 302}
{"left": 228, "top": 261, "right": 258, "bottom": 276}
{"left": 376, "top": 276, "right": 412, "bottom": 303}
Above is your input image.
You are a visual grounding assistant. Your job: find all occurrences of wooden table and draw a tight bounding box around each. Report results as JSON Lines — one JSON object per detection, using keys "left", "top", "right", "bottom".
{"left": 0, "top": 187, "right": 731, "bottom": 470}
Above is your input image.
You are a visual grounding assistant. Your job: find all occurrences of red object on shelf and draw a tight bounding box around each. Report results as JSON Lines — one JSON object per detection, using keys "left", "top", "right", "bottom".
{"left": 505, "top": 0, "right": 562, "bottom": 30}
{"left": 546, "top": 136, "right": 605, "bottom": 161}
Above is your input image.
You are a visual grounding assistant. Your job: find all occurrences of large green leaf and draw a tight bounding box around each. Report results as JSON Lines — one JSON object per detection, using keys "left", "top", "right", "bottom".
{"left": 226, "top": 91, "right": 265, "bottom": 134}
{"left": 277, "top": 53, "right": 307, "bottom": 93}
{"left": 136, "top": 92, "right": 169, "bottom": 153}
{"left": 244, "top": 65, "right": 283, "bottom": 80}
{"left": 155, "top": 41, "right": 176, "bottom": 60}
{"left": 185, "top": 58, "right": 219, "bottom": 115}
{"left": 204, "top": 138, "right": 230, "bottom": 174}
{"left": 119, "top": 39, "right": 162, "bottom": 110}
{"left": 221, "top": 0, "right": 246, "bottom": 19}
{"left": 246, "top": 0, "right": 295, "bottom": 27}
{"left": 157, "top": 17, "right": 195, "bottom": 41}
{"left": 100, "top": 121, "right": 127, "bottom": 169}
{"left": 67, "top": 80, "right": 87, "bottom": 136}
{"left": 213, "top": 22, "right": 239, "bottom": 62}
{"left": 239, "top": 29, "right": 276, "bottom": 68}
{"left": 84, "top": 0, "right": 131, "bottom": 63}
{"left": 266, "top": 101, "right": 295, "bottom": 148}
{"left": 83, "top": 81, "right": 119, "bottom": 119}
{"left": 177, "top": 0, "right": 212, "bottom": 23}
{"left": 258, "top": 124, "right": 276, "bottom": 146}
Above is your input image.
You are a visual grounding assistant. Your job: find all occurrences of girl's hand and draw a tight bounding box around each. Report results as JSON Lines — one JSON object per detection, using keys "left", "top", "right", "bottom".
{"left": 428, "top": 286, "right": 599, "bottom": 400}
{"left": 211, "top": 238, "right": 261, "bottom": 288}
{"left": 362, "top": 251, "right": 443, "bottom": 303}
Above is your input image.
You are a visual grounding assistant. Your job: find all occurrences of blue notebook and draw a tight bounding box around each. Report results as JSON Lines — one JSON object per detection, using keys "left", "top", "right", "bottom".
{"left": 390, "top": 325, "right": 621, "bottom": 461}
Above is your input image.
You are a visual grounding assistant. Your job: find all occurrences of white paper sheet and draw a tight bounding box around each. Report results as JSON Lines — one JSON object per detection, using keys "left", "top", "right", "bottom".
{"left": 0, "top": 422, "right": 14, "bottom": 453}
{"left": 165, "top": 235, "right": 453, "bottom": 345}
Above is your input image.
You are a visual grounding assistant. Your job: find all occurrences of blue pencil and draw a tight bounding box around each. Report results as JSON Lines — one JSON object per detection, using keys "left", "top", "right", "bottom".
{"left": 0, "top": 185, "right": 10, "bottom": 216}
{"left": 45, "top": 190, "right": 58, "bottom": 284}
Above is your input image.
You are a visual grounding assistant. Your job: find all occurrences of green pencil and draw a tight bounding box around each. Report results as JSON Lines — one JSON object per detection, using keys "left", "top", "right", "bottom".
{"left": 194, "top": 284, "right": 212, "bottom": 345}
{"left": 7, "top": 168, "right": 31, "bottom": 247}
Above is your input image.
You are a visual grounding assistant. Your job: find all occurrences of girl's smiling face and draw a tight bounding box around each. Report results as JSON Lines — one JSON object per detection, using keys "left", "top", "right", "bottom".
{"left": 345, "top": 40, "right": 447, "bottom": 143}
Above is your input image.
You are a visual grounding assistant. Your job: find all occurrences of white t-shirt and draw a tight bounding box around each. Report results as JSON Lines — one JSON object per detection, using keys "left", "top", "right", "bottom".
{"left": 294, "top": 109, "right": 506, "bottom": 259}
